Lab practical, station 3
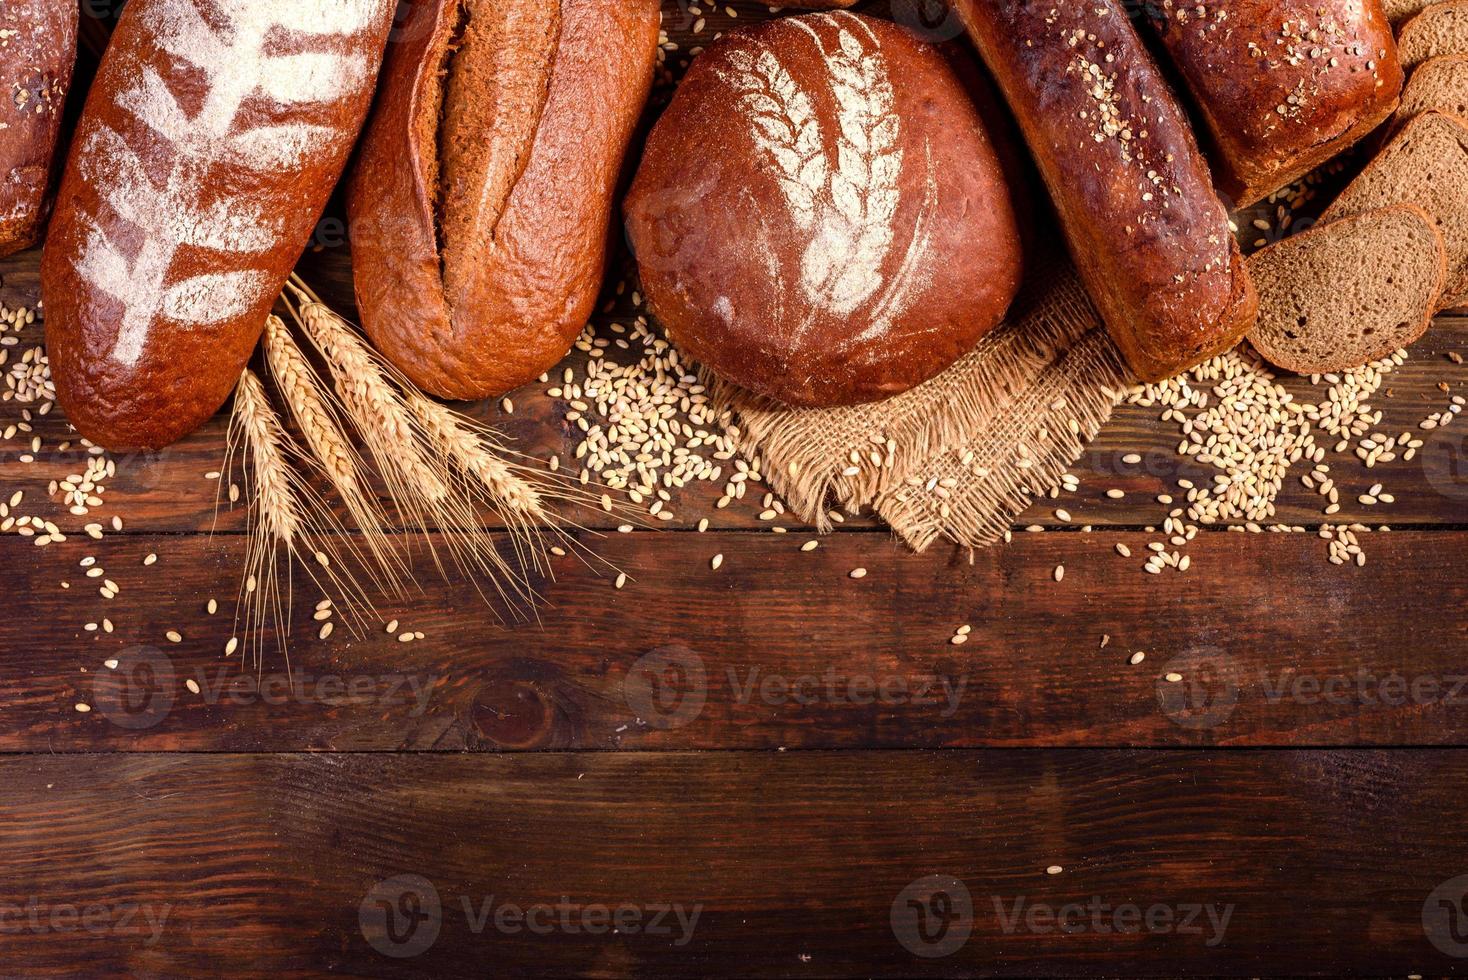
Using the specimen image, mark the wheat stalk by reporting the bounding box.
[284,281,539,613]
[227,369,371,664]
[261,314,404,590]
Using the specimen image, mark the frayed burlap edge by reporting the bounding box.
[875,328,1130,551]
[705,263,1103,524]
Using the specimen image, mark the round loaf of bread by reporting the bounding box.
[624,10,1023,408]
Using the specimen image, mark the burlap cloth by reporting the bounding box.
[706,257,1134,550]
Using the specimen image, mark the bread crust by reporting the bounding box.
[42,0,397,451]
[954,0,1258,383]
[347,0,661,401]
[0,0,77,257]
[624,12,1024,408]
[1144,0,1403,209]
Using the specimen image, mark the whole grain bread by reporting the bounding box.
[1321,109,1468,307]
[1393,53,1468,129]
[953,0,1257,382]
[348,0,661,401]
[1247,204,1445,373]
[0,0,77,257]
[1384,0,1435,25]
[1142,0,1402,209]
[624,12,1024,408]
[1398,1,1468,68]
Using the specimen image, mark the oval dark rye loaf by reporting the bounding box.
[42,0,397,451]
[952,0,1258,382]
[0,0,77,258]
[347,0,661,401]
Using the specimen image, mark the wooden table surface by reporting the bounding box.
[4,2,1468,977]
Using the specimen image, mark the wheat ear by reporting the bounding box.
[227,369,371,665]
[261,314,405,591]
[285,285,536,612]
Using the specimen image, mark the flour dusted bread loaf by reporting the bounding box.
[953,0,1257,382]
[1142,0,1402,209]
[0,0,77,257]
[624,11,1023,408]
[347,0,661,401]
[43,0,397,451]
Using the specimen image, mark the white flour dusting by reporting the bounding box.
[77,0,390,367]
[718,12,921,337]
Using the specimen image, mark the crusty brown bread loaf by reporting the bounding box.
[1322,109,1468,307]
[0,0,77,258]
[1398,1,1468,68]
[43,0,397,451]
[953,0,1257,382]
[1247,203,1445,373]
[1394,54,1468,130]
[624,11,1024,408]
[347,0,661,401]
[1142,0,1402,209]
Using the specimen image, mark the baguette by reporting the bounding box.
[42,0,397,451]
[0,0,78,257]
[953,0,1258,382]
[347,0,661,401]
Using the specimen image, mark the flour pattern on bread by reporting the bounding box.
[718,12,927,335]
[76,0,387,368]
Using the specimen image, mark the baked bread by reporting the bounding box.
[1321,109,1468,307]
[42,0,397,451]
[1142,0,1402,209]
[1384,0,1434,25]
[1247,203,1445,373]
[347,0,661,401]
[1398,1,1468,68]
[1393,53,1468,129]
[624,11,1023,408]
[953,0,1257,382]
[0,0,77,257]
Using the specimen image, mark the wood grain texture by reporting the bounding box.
[1,750,1466,977]
[3,529,1465,752]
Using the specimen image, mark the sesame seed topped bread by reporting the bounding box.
[1393,53,1468,129]
[1398,0,1468,68]
[1142,0,1403,210]
[1247,203,1445,373]
[1321,109,1468,307]
[953,0,1258,382]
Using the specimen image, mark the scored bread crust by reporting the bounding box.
[953,0,1258,383]
[0,0,77,258]
[1142,0,1403,210]
[1246,203,1446,374]
[347,0,661,401]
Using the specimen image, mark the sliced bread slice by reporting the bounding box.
[1394,53,1468,130]
[1385,0,1434,25]
[1247,203,1445,374]
[1322,109,1468,307]
[1399,1,1468,69]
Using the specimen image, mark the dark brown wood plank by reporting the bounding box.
[1,750,1464,977]
[3,528,1464,751]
